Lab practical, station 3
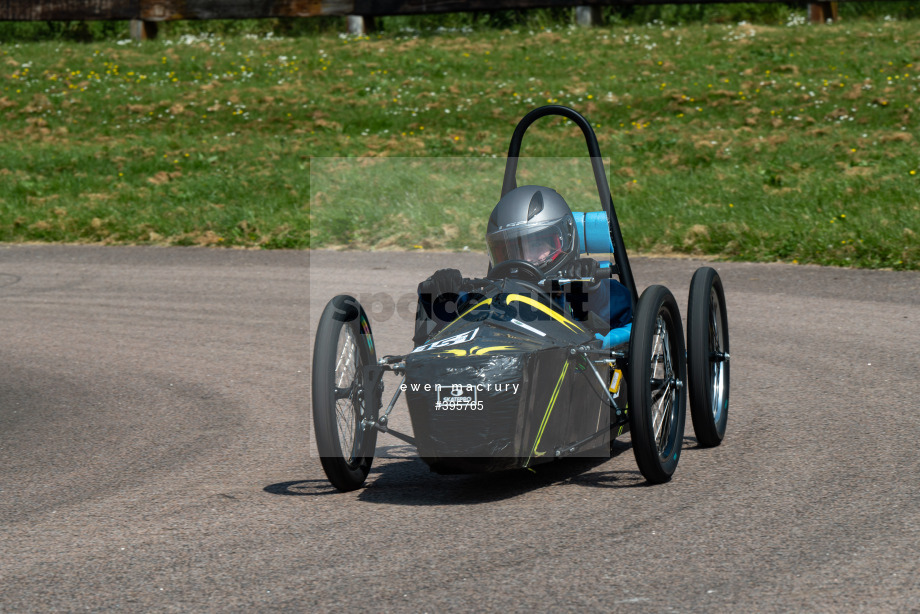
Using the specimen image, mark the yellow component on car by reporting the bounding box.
[525,360,569,467]
[505,294,583,333]
[437,298,493,336]
[440,345,515,357]
[609,369,623,394]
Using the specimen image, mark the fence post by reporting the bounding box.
[130,19,158,41]
[808,2,839,23]
[575,6,602,26]
[347,15,375,35]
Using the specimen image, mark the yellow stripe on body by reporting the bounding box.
[525,360,569,467]
[439,345,516,357]
[436,298,493,336]
[472,345,515,355]
[505,294,583,333]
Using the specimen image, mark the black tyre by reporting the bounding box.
[687,267,730,447]
[312,295,379,491]
[627,285,687,484]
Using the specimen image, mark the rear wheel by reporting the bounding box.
[687,267,730,447]
[312,295,379,491]
[627,285,687,484]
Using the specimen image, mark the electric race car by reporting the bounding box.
[312,106,730,491]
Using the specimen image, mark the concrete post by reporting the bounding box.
[347,15,373,35]
[575,6,602,27]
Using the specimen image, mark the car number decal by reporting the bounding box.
[411,327,479,354]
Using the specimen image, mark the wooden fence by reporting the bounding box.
[1,1,842,39]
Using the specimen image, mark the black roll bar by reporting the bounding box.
[500,105,638,308]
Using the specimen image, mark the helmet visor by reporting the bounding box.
[487,219,571,270]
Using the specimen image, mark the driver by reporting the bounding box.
[414,185,632,348]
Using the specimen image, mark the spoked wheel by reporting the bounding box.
[627,285,687,484]
[312,295,379,491]
[687,267,730,447]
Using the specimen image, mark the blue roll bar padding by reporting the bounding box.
[573,211,615,255]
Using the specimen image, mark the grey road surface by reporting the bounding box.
[1,245,918,612]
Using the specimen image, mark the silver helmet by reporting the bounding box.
[486,185,579,278]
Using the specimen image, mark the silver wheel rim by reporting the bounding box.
[333,325,364,466]
[650,313,678,458]
[709,286,727,424]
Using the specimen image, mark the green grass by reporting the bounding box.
[311,157,609,250]
[1,16,919,268]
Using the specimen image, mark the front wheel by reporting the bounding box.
[687,267,730,447]
[312,295,379,491]
[627,285,687,484]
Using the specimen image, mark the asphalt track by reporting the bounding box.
[1,244,918,612]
